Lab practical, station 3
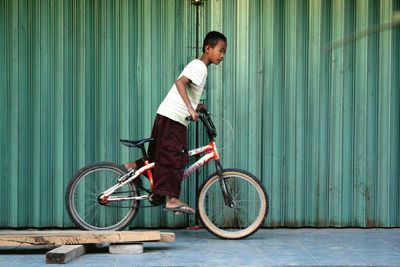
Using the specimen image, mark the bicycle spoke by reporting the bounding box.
[87,208,97,226]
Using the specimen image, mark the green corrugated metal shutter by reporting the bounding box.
[0,0,399,228]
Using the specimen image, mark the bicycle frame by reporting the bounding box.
[98,140,220,204]
[183,141,219,179]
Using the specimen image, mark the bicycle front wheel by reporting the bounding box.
[198,169,268,239]
[65,162,139,231]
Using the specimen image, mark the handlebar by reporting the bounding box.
[186,110,217,140]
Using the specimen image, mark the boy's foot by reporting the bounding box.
[164,198,195,215]
[164,204,195,215]
[124,161,137,170]
[121,162,141,188]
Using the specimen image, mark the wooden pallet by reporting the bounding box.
[0,230,175,264]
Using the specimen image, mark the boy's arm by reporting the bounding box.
[175,76,199,121]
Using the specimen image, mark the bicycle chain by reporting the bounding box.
[101,189,163,209]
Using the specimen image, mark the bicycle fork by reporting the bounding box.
[215,160,235,208]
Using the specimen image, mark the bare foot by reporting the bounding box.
[123,161,141,187]
[124,161,137,170]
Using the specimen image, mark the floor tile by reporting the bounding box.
[1,228,400,266]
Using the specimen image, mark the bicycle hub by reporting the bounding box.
[98,194,109,205]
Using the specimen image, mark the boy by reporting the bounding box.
[125,31,227,214]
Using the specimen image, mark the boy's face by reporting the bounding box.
[206,40,227,65]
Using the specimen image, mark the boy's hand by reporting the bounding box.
[196,103,208,112]
[189,107,199,121]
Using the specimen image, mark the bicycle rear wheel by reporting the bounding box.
[65,162,139,231]
[198,169,268,239]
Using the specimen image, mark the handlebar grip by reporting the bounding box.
[198,108,209,115]
[186,111,216,139]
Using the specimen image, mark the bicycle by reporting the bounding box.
[65,110,269,239]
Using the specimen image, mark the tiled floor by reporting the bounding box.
[1,228,399,266]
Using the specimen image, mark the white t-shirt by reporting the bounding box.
[157,59,208,127]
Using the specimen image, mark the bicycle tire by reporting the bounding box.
[65,162,139,231]
[197,169,269,239]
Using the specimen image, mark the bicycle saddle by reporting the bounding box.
[120,138,154,148]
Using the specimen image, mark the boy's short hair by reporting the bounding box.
[202,31,227,53]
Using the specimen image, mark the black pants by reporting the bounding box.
[137,114,189,198]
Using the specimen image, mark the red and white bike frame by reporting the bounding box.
[183,141,220,179]
[99,141,219,203]
[142,140,220,184]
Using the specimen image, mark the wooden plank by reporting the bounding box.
[160,232,175,242]
[0,231,161,246]
[45,245,86,264]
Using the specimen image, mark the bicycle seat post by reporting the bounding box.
[139,144,149,161]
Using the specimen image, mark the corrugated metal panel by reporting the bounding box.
[0,0,399,228]
[0,0,194,228]
[202,0,399,227]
